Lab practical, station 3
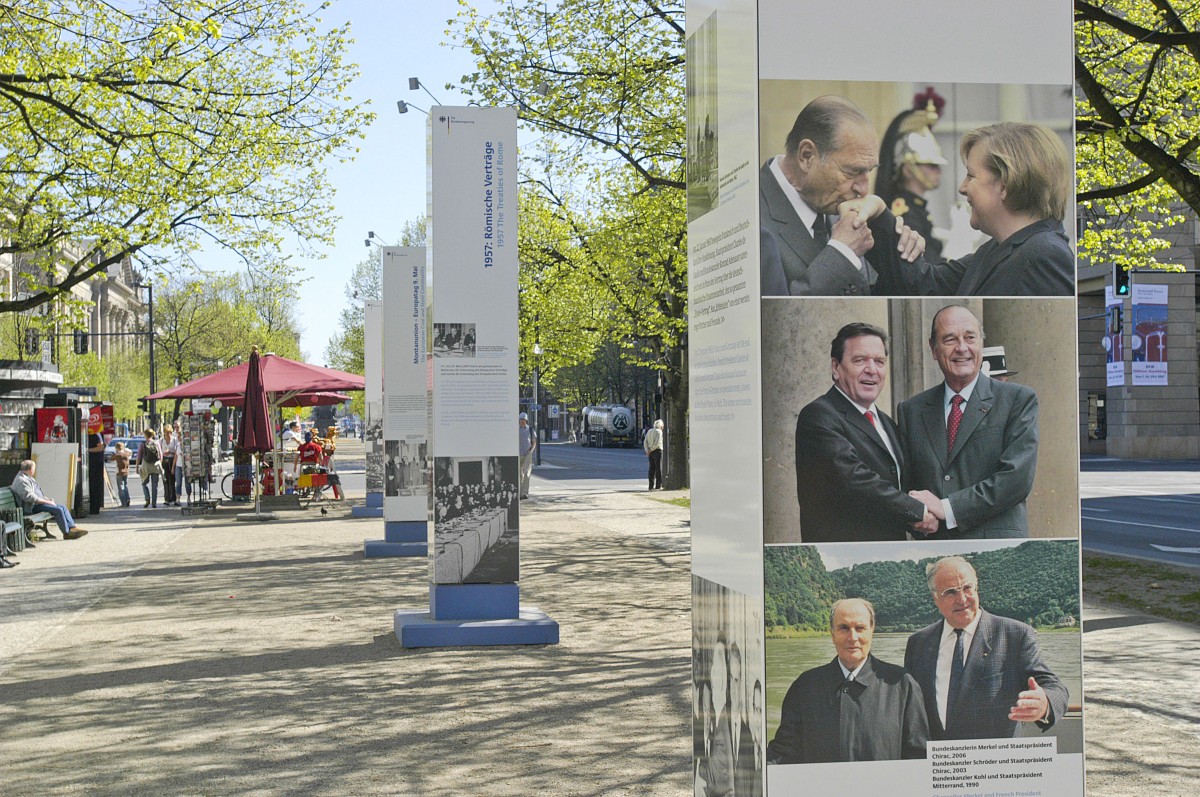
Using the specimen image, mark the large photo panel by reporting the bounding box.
[763,539,1083,793]
[758,80,1074,298]
[763,297,1079,544]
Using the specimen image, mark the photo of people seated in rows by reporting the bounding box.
[432,322,477,357]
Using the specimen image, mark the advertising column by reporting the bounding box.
[365,248,429,556]
[689,2,1084,796]
[354,300,385,520]
[394,106,558,647]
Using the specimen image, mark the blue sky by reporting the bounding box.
[273,0,495,363]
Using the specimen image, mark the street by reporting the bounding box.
[531,440,650,492]
[1081,456,1200,568]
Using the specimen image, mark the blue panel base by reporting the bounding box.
[431,583,519,621]
[351,506,384,519]
[365,492,384,508]
[394,606,559,648]
[363,540,427,558]
[385,521,425,543]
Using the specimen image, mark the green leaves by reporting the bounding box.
[1077,0,1200,270]
[0,0,372,312]
[452,0,686,395]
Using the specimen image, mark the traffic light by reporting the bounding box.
[1113,265,1131,297]
[138,398,149,414]
[73,330,89,355]
[24,329,40,356]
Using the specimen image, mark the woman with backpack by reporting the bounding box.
[161,424,179,506]
[136,428,164,508]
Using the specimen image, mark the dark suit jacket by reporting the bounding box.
[904,611,1069,740]
[759,161,907,296]
[705,707,735,797]
[795,387,926,542]
[894,218,1074,296]
[766,656,928,764]
[897,375,1038,539]
[734,718,761,797]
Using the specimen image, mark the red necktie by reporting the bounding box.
[947,395,965,455]
[864,410,876,427]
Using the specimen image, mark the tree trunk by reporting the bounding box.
[662,339,689,489]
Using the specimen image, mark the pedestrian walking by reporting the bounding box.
[136,429,164,508]
[644,419,665,490]
[113,441,132,507]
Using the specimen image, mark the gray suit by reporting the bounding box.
[759,161,906,296]
[895,219,1074,296]
[904,610,1068,740]
[896,375,1038,539]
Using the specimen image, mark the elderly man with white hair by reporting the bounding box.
[643,419,665,490]
[11,459,88,540]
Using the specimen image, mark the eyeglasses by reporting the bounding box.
[938,583,977,600]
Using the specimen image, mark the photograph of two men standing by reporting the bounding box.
[762,298,1079,544]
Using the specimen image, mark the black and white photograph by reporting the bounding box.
[383,439,428,498]
[686,10,719,221]
[364,418,384,493]
[432,322,477,358]
[432,455,519,584]
[693,574,764,797]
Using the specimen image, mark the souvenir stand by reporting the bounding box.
[179,410,218,514]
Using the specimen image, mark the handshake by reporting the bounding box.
[908,490,944,536]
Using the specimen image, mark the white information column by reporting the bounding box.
[354,300,385,520]
[365,248,429,556]
[394,105,558,647]
[688,2,1084,796]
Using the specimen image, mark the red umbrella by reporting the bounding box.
[147,354,364,405]
[210,391,351,409]
[238,348,274,517]
[238,348,273,455]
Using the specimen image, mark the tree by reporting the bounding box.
[153,270,301,417]
[325,217,425,373]
[453,0,690,485]
[324,217,425,417]
[0,0,372,313]
[1076,0,1200,272]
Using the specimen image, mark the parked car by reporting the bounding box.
[103,437,144,463]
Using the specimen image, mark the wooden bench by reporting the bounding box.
[0,486,56,544]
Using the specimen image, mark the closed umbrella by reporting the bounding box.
[238,347,274,520]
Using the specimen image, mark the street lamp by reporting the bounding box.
[533,343,543,465]
[132,274,157,424]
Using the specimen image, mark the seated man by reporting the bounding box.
[11,459,88,540]
[295,432,325,498]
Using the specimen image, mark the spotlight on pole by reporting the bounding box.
[408,76,444,106]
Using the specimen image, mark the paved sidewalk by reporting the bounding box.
[0,485,693,796]
[1,477,1197,795]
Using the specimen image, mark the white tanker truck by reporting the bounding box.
[580,404,638,448]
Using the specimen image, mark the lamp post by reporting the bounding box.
[533,343,543,465]
[133,276,157,425]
